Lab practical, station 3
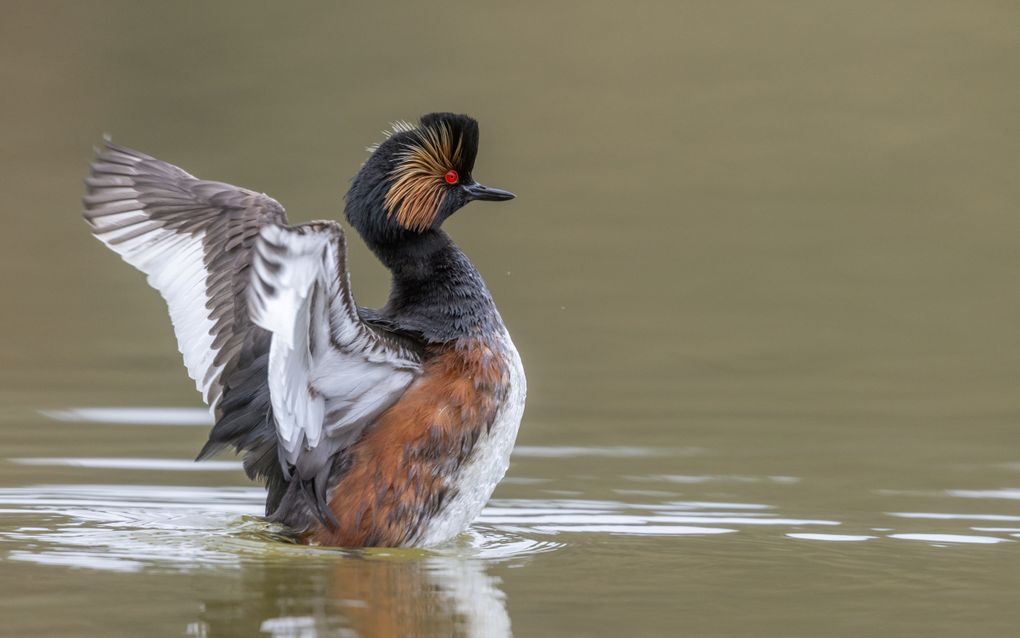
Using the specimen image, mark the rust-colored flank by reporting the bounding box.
[306,337,508,547]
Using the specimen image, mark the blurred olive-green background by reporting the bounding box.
[1,2,1019,637]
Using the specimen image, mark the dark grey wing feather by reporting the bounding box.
[83,141,286,414]
[83,142,293,508]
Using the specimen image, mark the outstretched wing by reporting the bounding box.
[83,143,424,523]
[249,222,422,479]
[83,141,286,413]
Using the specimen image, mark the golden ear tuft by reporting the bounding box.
[383,122,464,232]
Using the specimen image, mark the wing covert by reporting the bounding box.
[248,222,422,472]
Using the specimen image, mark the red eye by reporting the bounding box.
[444,170,459,184]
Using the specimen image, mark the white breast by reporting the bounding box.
[417,330,527,547]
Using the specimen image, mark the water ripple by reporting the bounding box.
[40,407,212,426]
[888,534,1013,545]
[947,489,1020,501]
[9,457,243,471]
[786,533,877,542]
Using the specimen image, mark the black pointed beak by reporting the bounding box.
[463,182,515,202]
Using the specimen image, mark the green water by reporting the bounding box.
[1,2,1019,636]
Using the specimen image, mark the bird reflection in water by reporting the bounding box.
[191,553,511,638]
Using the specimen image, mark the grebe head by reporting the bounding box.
[345,113,514,245]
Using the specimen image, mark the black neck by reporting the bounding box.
[370,231,500,342]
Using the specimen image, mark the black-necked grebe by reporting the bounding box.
[82,113,525,547]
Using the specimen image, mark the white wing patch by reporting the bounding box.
[249,223,421,469]
[88,200,226,410]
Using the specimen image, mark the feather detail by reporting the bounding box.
[383,120,465,232]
